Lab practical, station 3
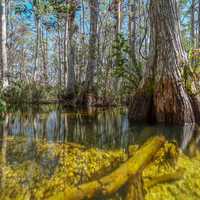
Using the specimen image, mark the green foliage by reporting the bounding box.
[2,81,54,104]
[182,65,193,94]
[112,33,129,78]
[15,0,80,19]
[181,49,200,95]
[112,33,143,96]
[0,98,6,113]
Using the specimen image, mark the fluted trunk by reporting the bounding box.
[129,0,199,125]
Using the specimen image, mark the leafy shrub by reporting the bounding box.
[2,80,53,104]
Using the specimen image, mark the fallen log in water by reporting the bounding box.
[145,168,185,189]
[48,136,165,200]
[125,174,144,200]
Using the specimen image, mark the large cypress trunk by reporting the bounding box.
[128,0,199,125]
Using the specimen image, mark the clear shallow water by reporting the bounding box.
[0,105,200,199]
[0,105,199,152]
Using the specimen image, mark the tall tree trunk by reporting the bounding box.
[191,0,195,47]
[113,0,122,34]
[64,2,76,100]
[66,15,76,98]
[129,0,199,125]
[84,0,98,94]
[198,0,200,47]
[113,0,123,94]
[57,18,62,89]
[63,16,67,87]
[34,16,40,81]
[0,0,8,87]
[41,25,48,83]
[128,0,137,66]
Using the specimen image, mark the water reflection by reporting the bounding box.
[0,105,200,152]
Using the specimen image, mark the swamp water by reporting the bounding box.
[0,105,200,200]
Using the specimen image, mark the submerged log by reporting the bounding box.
[145,168,185,189]
[125,174,144,200]
[48,136,165,200]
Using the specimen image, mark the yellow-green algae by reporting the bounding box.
[0,137,127,199]
[143,144,200,200]
[1,137,200,200]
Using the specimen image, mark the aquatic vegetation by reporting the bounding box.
[153,142,179,170]
[144,145,200,200]
[1,137,200,200]
[0,137,127,200]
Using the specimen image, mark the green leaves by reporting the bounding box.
[111,33,143,95]
[0,98,6,113]
[112,33,129,78]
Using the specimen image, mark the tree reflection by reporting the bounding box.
[2,106,200,153]
[1,114,9,188]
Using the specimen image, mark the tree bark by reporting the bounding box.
[57,18,62,89]
[198,0,200,47]
[128,0,137,66]
[65,5,76,100]
[0,0,8,87]
[125,174,144,200]
[84,0,98,94]
[113,0,123,93]
[113,0,122,34]
[129,0,198,125]
[33,15,40,82]
[191,0,195,47]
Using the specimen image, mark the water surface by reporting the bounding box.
[0,105,200,199]
[0,105,199,151]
